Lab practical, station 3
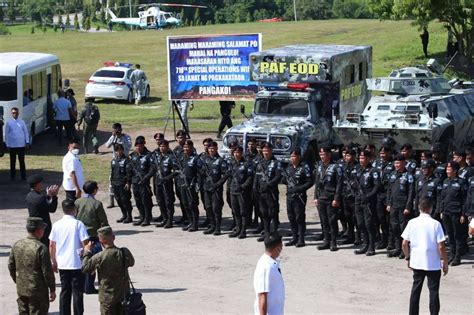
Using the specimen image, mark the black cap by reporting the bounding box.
[453,150,466,157]
[290,148,302,156]
[154,133,164,141]
[262,142,273,149]
[27,174,43,185]
[233,146,243,153]
[26,217,47,230]
[421,159,436,168]
[394,154,406,161]
[135,136,145,145]
[359,150,372,158]
[319,146,331,154]
[447,161,460,172]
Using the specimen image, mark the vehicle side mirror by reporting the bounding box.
[240,104,245,115]
[427,103,438,119]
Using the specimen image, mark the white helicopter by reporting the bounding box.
[105,2,207,30]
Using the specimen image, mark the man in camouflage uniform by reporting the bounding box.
[151,140,177,228]
[202,141,228,235]
[82,226,135,315]
[313,146,343,252]
[256,143,282,242]
[282,148,313,247]
[8,217,56,315]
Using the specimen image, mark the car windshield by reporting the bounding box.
[0,76,17,101]
[255,98,309,116]
[93,70,125,78]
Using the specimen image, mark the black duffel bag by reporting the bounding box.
[121,248,146,315]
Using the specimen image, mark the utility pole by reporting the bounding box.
[293,0,297,22]
[129,0,132,31]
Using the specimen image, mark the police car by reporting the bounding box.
[85,62,150,103]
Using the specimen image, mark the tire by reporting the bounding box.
[127,90,134,104]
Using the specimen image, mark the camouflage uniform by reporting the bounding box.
[8,235,56,315]
[82,246,135,315]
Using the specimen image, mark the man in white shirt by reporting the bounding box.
[62,141,85,201]
[49,199,89,315]
[402,198,449,315]
[130,64,147,105]
[5,107,29,181]
[254,232,285,315]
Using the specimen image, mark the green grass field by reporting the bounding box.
[0,19,465,183]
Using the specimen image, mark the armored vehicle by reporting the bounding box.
[334,59,474,152]
[219,44,372,162]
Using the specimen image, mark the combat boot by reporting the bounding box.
[182,224,191,231]
[106,195,115,209]
[285,239,297,246]
[123,211,132,224]
[285,227,298,246]
[450,256,461,266]
[317,241,330,250]
[199,218,210,228]
[164,220,173,229]
[296,236,305,248]
[366,241,376,256]
[238,218,247,239]
[116,209,127,223]
[133,218,144,226]
[330,240,338,252]
[141,220,150,227]
[203,225,215,235]
[252,223,264,235]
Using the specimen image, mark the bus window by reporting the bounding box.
[41,71,47,97]
[358,62,367,81]
[345,65,355,85]
[23,75,31,103]
[51,65,59,93]
[0,76,17,101]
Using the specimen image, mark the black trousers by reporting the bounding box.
[409,269,441,315]
[231,190,250,229]
[174,179,188,220]
[154,181,175,221]
[376,195,390,244]
[355,198,377,247]
[343,196,356,239]
[390,206,411,250]
[442,213,463,258]
[56,120,72,145]
[180,185,199,227]
[287,194,306,239]
[422,42,428,57]
[204,188,224,225]
[65,190,77,201]
[218,114,233,133]
[59,269,84,315]
[317,199,339,243]
[132,184,153,222]
[9,147,26,180]
[259,191,279,233]
[113,184,133,218]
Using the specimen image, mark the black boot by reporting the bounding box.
[203,225,215,235]
[188,210,199,232]
[199,218,210,228]
[330,240,338,252]
[133,218,144,226]
[123,211,132,224]
[286,227,298,246]
[257,220,270,242]
[366,234,376,256]
[116,209,127,223]
[213,215,222,236]
[238,218,247,239]
[317,241,330,250]
[106,195,115,209]
[296,226,306,248]
[253,223,264,235]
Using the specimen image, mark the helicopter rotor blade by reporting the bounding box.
[152,3,208,9]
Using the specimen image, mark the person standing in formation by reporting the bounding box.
[111,144,134,224]
[8,217,56,315]
[5,107,30,181]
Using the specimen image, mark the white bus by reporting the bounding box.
[0,52,62,155]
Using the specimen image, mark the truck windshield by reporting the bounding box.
[0,76,17,101]
[255,98,309,116]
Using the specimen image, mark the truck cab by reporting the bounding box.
[219,44,372,163]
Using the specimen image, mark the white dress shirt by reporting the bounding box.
[401,213,446,271]
[254,254,285,315]
[62,151,85,191]
[49,215,89,270]
[5,118,29,148]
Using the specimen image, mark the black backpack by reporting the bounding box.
[84,106,100,125]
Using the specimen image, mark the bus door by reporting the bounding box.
[46,70,54,129]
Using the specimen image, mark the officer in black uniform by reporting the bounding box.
[414,159,440,218]
[256,143,282,242]
[172,130,189,226]
[313,146,343,251]
[129,136,154,226]
[466,176,474,221]
[282,148,313,247]
[110,144,133,223]
[354,150,380,256]
[251,141,265,234]
[150,140,176,229]
[374,145,394,249]
[432,145,447,181]
[198,138,213,229]
[202,141,228,236]
[216,101,234,139]
[341,147,359,245]
[438,161,467,266]
[386,154,415,258]
[414,150,433,180]
[176,140,202,232]
[400,143,418,174]
[245,138,261,229]
[229,146,254,238]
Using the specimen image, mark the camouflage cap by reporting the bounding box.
[97,226,113,238]
[26,217,47,230]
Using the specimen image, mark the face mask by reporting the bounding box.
[71,149,80,155]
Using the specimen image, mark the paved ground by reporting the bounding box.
[0,133,472,314]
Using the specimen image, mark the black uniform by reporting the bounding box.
[176,152,202,231]
[354,164,380,254]
[434,162,447,181]
[229,158,254,238]
[202,154,228,235]
[314,161,343,249]
[256,157,282,237]
[374,158,395,248]
[406,159,418,175]
[172,145,188,223]
[466,177,474,218]
[199,152,212,226]
[25,190,58,246]
[414,173,440,217]
[150,150,176,227]
[129,148,154,225]
[387,169,415,254]
[282,161,313,245]
[110,155,133,223]
[217,101,234,137]
[245,150,261,226]
[438,176,467,262]
[341,161,359,243]
[250,154,264,230]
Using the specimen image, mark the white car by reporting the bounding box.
[85,63,150,103]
